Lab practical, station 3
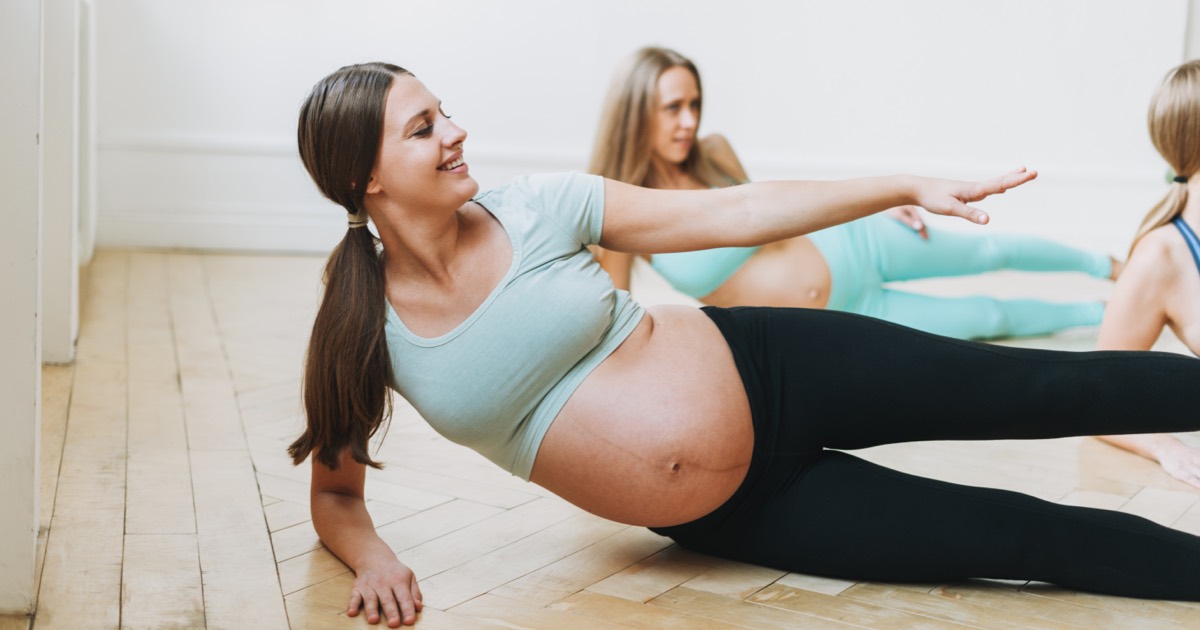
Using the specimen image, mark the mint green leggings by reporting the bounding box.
[808,214,1109,340]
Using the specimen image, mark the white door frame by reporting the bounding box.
[0,0,43,615]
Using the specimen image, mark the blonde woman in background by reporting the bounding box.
[1097,60,1200,487]
[591,46,1120,341]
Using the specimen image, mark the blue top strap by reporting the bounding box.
[1173,217,1200,280]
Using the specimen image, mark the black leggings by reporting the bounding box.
[650,306,1200,600]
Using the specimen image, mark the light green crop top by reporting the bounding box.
[385,172,645,480]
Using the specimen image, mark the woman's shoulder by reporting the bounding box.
[1137,222,1191,259]
[699,133,738,165]
[698,134,748,185]
[1127,222,1196,285]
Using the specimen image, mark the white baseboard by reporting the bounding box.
[96,136,1169,255]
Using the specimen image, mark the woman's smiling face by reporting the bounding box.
[367,74,478,211]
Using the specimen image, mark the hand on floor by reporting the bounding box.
[1156,440,1200,488]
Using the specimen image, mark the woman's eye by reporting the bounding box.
[413,125,433,138]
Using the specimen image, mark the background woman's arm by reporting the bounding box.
[1095,235,1200,487]
[700,134,750,184]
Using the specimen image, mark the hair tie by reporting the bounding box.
[348,210,369,228]
[1174,175,1189,184]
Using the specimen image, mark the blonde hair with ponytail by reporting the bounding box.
[1130,60,1200,255]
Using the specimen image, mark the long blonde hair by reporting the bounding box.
[588,46,735,187]
[1130,59,1200,255]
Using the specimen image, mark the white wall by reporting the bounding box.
[42,0,81,364]
[95,0,1189,256]
[0,0,42,615]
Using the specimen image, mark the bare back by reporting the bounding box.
[1098,218,1200,353]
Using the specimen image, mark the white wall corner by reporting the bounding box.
[41,0,80,364]
[1188,0,1200,58]
[0,0,43,615]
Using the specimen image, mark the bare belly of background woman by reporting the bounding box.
[701,235,832,309]
[530,304,755,527]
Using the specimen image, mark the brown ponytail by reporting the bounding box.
[289,62,410,470]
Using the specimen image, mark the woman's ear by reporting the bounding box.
[365,169,383,195]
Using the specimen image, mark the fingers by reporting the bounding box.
[411,574,424,612]
[887,206,927,238]
[1160,450,1200,489]
[1166,465,1200,489]
[361,591,381,624]
[349,587,405,627]
[972,167,1038,200]
[394,584,419,626]
[378,589,403,628]
[1178,457,1200,489]
[949,200,989,225]
[903,209,926,235]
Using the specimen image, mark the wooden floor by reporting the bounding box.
[7,248,1200,629]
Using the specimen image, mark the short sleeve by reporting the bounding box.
[521,172,605,245]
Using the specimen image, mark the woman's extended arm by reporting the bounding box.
[705,133,928,238]
[598,169,1036,254]
[312,451,423,627]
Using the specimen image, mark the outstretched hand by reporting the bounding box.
[912,168,1038,225]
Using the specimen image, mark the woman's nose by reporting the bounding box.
[444,119,468,146]
[679,109,697,129]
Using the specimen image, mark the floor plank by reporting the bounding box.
[650,586,866,629]
[585,545,721,604]
[120,534,205,629]
[553,590,748,629]
[748,583,976,629]
[0,616,30,630]
[490,527,672,607]
[35,251,128,630]
[450,594,631,629]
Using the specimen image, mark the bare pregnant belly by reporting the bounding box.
[530,305,754,527]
